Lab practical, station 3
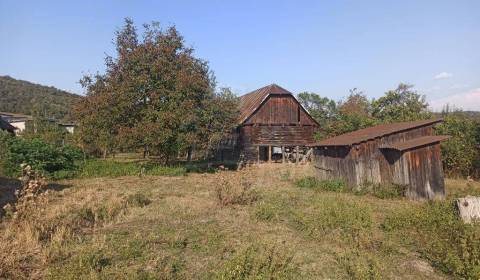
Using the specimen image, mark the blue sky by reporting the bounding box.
[1,0,479,110]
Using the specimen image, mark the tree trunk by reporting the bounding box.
[187,147,193,162]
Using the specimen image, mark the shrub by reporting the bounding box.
[214,244,299,279]
[0,134,83,177]
[436,113,480,178]
[215,173,259,206]
[126,193,151,208]
[296,177,346,192]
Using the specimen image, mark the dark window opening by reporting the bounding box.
[259,146,269,161]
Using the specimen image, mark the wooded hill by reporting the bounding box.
[0,75,82,120]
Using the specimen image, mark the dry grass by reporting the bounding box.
[0,164,478,279]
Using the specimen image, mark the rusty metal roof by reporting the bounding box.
[238,84,292,124]
[380,135,450,151]
[0,116,16,133]
[309,119,444,147]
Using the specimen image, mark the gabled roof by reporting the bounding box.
[0,116,16,133]
[238,84,292,124]
[310,119,443,147]
[238,84,319,125]
[380,135,450,151]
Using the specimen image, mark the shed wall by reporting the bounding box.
[312,124,445,199]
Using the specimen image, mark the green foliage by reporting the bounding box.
[382,201,480,279]
[297,92,338,127]
[0,133,83,177]
[372,83,431,122]
[295,176,346,192]
[75,18,239,161]
[214,244,299,280]
[436,112,480,177]
[21,117,72,146]
[0,75,81,120]
[77,160,187,178]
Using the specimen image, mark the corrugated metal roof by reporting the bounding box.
[309,119,443,146]
[0,116,16,133]
[380,135,450,151]
[238,84,292,124]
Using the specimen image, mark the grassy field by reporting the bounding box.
[0,164,479,279]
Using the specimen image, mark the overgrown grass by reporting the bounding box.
[382,200,480,279]
[296,176,406,199]
[52,159,187,179]
[1,165,479,279]
[214,243,299,280]
[295,176,346,192]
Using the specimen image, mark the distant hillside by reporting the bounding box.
[0,75,82,120]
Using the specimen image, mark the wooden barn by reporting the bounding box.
[216,84,319,163]
[309,119,449,199]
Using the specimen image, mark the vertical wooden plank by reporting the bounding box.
[282,146,285,163]
[257,146,260,164]
[268,145,272,162]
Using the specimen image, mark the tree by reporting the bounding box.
[75,18,238,162]
[196,87,239,160]
[333,88,378,135]
[372,83,431,122]
[297,92,338,126]
[436,110,480,177]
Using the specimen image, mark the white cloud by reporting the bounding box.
[429,88,480,111]
[434,72,453,80]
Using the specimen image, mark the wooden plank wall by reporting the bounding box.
[404,144,445,199]
[237,94,318,162]
[245,95,317,125]
[312,124,446,198]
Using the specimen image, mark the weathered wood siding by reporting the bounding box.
[403,144,445,199]
[217,89,319,163]
[312,124,445,199]
[238,95,318,162]
[245,95,317,125]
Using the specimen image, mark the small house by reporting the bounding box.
[216,84,319,163]
[309,119,449,199]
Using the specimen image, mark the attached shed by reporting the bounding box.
[216,84,319,163]
[0,116,15,134]
[309,119,449,199]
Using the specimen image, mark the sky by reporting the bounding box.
[1,0,479,111]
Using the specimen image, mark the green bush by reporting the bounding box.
[296,177,346,192]
[0,132,83,177]
[436,113,480,177]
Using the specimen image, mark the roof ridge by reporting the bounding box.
[310,118,444,147]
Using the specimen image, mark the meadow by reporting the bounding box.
[0,163,479,279]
